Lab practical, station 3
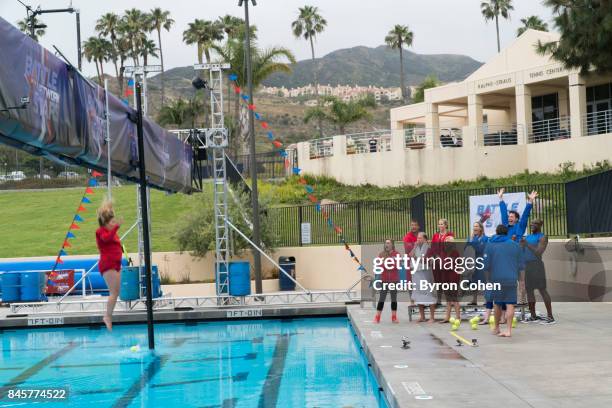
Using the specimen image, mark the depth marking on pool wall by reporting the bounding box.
[258,333,291,408]
[0,341,78,396]
[226,308,263,318]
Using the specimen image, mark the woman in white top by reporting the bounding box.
[410,232,437,322]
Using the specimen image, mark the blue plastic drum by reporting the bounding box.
[1,273,20,302]
[229,262,251,296]
[20,272,45,301]
[120,266,140,301]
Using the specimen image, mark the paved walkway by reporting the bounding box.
[348,303,612,408]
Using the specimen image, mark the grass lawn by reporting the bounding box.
[0,185,196,258]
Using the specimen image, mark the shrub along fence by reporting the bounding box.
[268,182,568,247]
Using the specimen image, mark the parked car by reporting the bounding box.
[34,174,52,180]
[58,171,81,179]
[7,171,26,181]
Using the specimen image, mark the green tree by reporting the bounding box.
[517,15,549,36]
[121,8,151,66]
[292,5,327,137]
[412,75,441,104]
[218,14,243,39]
[182,19,224,64]
[95,13,121,86]
[538,0,612,75]
[82,36,112,83]
[304,95,376,135]
[157,97,205,128]
[481,0,514,52]
[17,16,45,41]
[139,38,158,67]
[149,8,174,105]
[385,25,414,103]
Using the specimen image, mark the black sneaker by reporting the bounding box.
[521,316,538,323]
[539,317,556,325]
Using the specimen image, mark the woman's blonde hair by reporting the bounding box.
[97,200,115,227]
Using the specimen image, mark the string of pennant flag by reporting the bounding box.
[228,73,367,274]
[49,170,104,278]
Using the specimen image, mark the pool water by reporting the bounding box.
[0,317,388,408]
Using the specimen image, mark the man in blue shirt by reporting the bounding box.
[483,224,525,338]
[498,188,538,241]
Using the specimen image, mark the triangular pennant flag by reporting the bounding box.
[248,104,256,111]
[335,226,343,234]
[292,167,301,175]
[77,205,86,212]
[254,112,261,120]
[267,131,274,139]
[70,223,80,230]
[82,197,91,204]
[272,140,282,148]
[315,203,321,212]
[85,187,94,194]
[66,232,76,239]
[233,85,241,94]
[91,170,104,178]
[242,94,250,101]
[56,257,64,265]
[358,265,366,272]
[127,79,135,86]
[279,150,288,158]
[308,194,318,203]
[63,240,71,248]
[74,215,84,222]
[327,218,334,227]
[298,177,307,185]
[229,73,238,81]
[59,249,67,256]
[88,178,98,187]
[305,186,314,193]
[261,122,269,129]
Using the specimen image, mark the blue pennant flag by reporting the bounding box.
[127,79,134,86]
[305,186,314,193]
[242,94,249,101]
[267,132,274,140]
[292,167,301,175]
[254,112,261,120]
[315,203,321,212]
[357,265,366,272]
[66,232,76,239]
[82,197,91,204]
[59,249,67,256]
[327,218,333,227]
[279,150,288,158]
[88,178,98,187]
[121,98,129,106]
[229,73,238,81]
[349,250,355,258]
[74,215,84,222]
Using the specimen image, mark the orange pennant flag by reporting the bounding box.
[77,205,87,212]
[85,187,94,194]
[70,223,80,230]
[261,122,269,129]
[272,140,282,148]
[298,177,307,185]
[91,170,104,177]
[63,240,72,248]
[56,257,64,265]
[308,194,318,203]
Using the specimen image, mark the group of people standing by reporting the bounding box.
[373,188,555,338]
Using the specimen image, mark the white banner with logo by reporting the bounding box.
[469,192,526,236]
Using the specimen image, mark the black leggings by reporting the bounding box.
[376,289,398,311]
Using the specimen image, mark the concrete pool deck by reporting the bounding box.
[348,303,612,408]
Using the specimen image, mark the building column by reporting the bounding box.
[466,94,483,147]
[569,73,586,138]
[515,84,532,144]
[425,103,439,149]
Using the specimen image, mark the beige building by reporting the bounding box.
[293,30,612,186]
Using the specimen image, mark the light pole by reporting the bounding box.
[239,0,263,294]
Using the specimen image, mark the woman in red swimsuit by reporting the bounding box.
[96,201,123,331]
[431,219,454,306]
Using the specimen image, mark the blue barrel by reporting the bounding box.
[20,272,45,301]
[139,266,162,298]
[120,266,140,301]
[1,273,20,302]
[229,262,251,296]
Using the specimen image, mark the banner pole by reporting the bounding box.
[104,78,112,200]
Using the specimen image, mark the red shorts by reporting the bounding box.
[99,258,122,275]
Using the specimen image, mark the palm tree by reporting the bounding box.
[212,26,295,153]
[481,0,514,52]
[121,8,151,66]
[158,98,191,127]
[95,12,122,94]
[115,35,131,97]
[385,25,414,104]
[150,8,174,105]
[218,15,243,39]
[82,37,112,83]
[412,75,441,104]
[292,6,327,137]
[140,39,158,67]
[17,16,45,41]
[517,16,548,37]
[183,19,224,64]
[304,95,376,135]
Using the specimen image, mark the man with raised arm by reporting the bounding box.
[498,188,538,241]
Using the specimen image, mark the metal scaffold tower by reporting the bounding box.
[195,63,231,295]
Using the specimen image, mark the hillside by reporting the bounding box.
[261,45,482,88]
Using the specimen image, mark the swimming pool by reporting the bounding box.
[0,317,388,408]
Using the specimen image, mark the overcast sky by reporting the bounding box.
[1,0,555,79]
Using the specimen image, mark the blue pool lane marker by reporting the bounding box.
[112,355,170,408]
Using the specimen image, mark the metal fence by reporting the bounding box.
[268,182,568,247]
[232,152,288,180]
[529,116,571,143]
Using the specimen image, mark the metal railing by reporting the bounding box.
[403,127,463,149]
[583,109,612,136]
[529,116,571,143]
[482,124,523,146]
[404,128,427,148]
[439,127,463,148]
[345,131,392,154]
[309,137,334,159]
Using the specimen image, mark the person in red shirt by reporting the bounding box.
[430,219,454,305]
[374,239,400,324]
[402,219,420,254]
[440,236,462,323]
[96,201,124,331]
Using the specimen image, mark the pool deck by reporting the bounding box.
[348,303,612,408]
